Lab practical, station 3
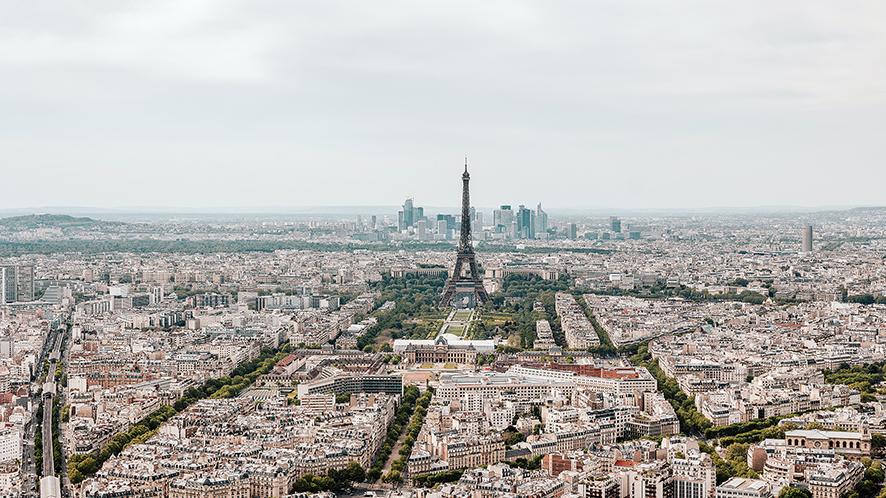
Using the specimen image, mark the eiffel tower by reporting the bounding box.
[440,160,490,308]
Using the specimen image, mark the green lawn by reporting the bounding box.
[446,326,465,336]
[421,363,434,369]
[453,311,472,321]
[482,312,515,324]
[419,312,449,320]
[443,363,457,369]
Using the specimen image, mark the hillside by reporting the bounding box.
[0,214,124,229]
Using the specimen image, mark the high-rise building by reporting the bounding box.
[610,216,621,233]
[0,265,34,303]
[494,205,514,233]
[472,212,483,236]
[18,264,33,302]
[536,203,548,236]
[398,198,425,231]
[403,198,414,227]
[437,219,448,239]
[1,267,12,304]
[416,219,428,241]
[437,214,456,232]
[802,225,813,253]
[517,205,534,239]
[567,223,578,239]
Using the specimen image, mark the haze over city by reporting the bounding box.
[6,5,886,498]
[3,1,886,211]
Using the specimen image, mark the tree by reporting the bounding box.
[344,461,366,482]
[865,461,884,484]
[779,487,812,498]
[872,433,886,449]
[68,468,84,485]
[367,468,381,482]
[77,455,99,475]
[383,470,402,483]
[763,422,797,440]
[856,480,877,498]
[318,475,335,490]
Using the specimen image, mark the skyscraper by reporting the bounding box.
[398,198,425,231]
[517,205,534,239]
[472,212,483,237]
[610,216,621,233]
[494,205,514,233]
[437,219,448,239]
[437,214,456,232]
[567,223,578,239]
[440,161,490,308]
[0,265,34,303]
[802,225,813,253]
[404,198,414,226]
[536,203,548,236]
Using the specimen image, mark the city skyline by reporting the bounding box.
[0,202,868,219]
[5,3,886,496]
[2,2,885,209]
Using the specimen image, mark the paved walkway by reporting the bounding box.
[381,426,409,475]
[436,308,475,339]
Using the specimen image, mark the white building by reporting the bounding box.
[436,373,576,402]
[715,478,771,498]
[0,425,21,462]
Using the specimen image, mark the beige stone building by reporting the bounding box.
[785,426,871,459]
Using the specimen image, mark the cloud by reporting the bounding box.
[1,1,884,209]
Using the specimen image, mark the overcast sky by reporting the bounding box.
[1,1,884,211]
